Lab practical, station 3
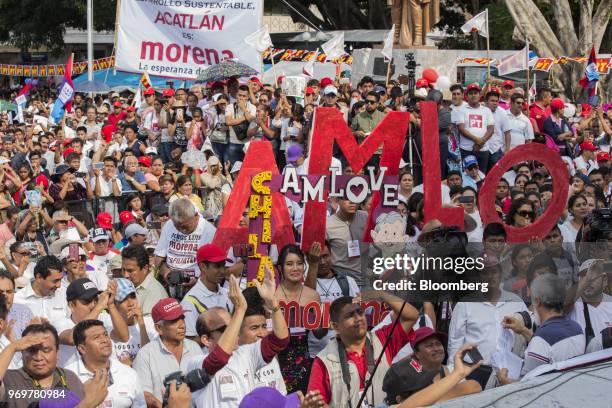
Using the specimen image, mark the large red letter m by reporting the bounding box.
[302,107,410,251]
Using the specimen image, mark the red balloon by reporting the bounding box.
[422,68,439,83]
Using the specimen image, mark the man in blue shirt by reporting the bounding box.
[118,155,146,194]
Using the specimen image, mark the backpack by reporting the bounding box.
[336,274,351,297]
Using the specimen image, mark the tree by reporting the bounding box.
[0,0,117,55]
[503,0,611,99]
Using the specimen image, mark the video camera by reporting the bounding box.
[162,369,211,407]
[577,208,612,262]
[167,270,191,300]
[403,53,418,113]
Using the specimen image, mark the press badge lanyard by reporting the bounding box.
[345,220,360,258]
[31,368,68,388]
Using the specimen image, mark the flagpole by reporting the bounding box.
[525,36,530,105]
[386,59,391,87]
[271,50,278,88]
[486,29,491,84]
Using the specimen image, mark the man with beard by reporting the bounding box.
[66,319,146,407]
[351,91,386,167]
[181,244,233,342]
[307,293,420,407]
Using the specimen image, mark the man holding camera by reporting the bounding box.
[181,244,233,342]
[66,319,146,407]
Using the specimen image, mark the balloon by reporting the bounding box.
[434,75,451,91]
[563,103,576,118]
[422,68,439,83]
[302,32,312,41]
[32,79,38,86]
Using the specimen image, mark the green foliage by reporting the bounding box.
[0,0,116,54]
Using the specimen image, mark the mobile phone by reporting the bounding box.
[93,162,105,170]
[74,172,86,178]
[340,77,350,85]
[462,347,483,365]
[459,196,475,204]
[2,135,13,142]
[147,221,162,229]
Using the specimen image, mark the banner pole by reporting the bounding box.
[486,10,491,85]
[271,51,278,87]
[385,58,391,87]
[525,37,530,104]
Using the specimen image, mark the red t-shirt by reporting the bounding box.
[307,324,415,404]
[529,103,551,134]
[108,111,127,127]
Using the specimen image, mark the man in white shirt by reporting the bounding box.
[66,319,146,407]
[505,94,534,152]
[485,90,510,168]
[225,85,256,164]
[13,255,68,322]
[55,278,129,367]
[190,268,290,408]
[155,198,217,279]
[573,141,598,175]
[447,258,527,368]
[568,259,612,348]
[87,228,119,289]
[92,156,122,198]
[456,83,495,173]
[181,244,233,341]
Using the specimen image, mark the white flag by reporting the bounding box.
[303,51,318,77]
[244,25,273,53]
[322,32,345,61]
[133,87,142,109]
[381,25,395,62]
[461,9,489,38]
[497,46,528,76]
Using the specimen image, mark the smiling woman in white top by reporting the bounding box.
[559,194,589,243]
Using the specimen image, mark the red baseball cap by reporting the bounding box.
[151,298,185,323]
[62,138,74,147]
[119,210,135,226]
[35,175,49,190]
[550,98,565,110]
[409,327,447,350]
[596,151,611,162]
[126,106,136,112]
[96,212,113,230]
[320,77,333,88]
[143,87,155,96]
[62,148,76,159]
[581,104,592,118]
[196,244,230,264]
[466,83,481,92]
[113,101,122,108]
[416,78,429,89]
[305,86,315,95]
[162,88,175,98]
[210,81,225,89]
[138,156,151,167]
[101,124,116,143]
[502,80,515,88]
[250,77,262,85]
[580,141,597,152]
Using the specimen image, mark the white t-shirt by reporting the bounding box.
[87,250,120,289]
[457,104,495,151]
[189,339,277,408]
[154,215,217,277]
[301,156,342,175]
[413,183,451,204]
[450,102,467,124]
[112,316,159,362]
[225,102,256,144]
[56,313,114,367]
[487,107,510,153]
[569,293,612,336]
[573,155,598,175]
[91,175,123,197]
[180,280,233,337]
[506,110,534,151]
[309,274,360,357]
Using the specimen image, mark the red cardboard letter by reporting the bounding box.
[479,143,569,242]
[303,108,410,251]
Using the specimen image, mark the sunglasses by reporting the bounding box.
[518,210,534,218]
[467,165,478,170]
[366,100,377,105]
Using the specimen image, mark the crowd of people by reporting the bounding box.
[0,71,609,408]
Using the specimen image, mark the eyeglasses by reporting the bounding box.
[16,251,30,256]
[517,210,534,218]
[204,324,227,336]
[366,100,377,105]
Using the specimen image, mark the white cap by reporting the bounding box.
[323,85,338,96]
[579,259,604,275]
[145,146,158,155]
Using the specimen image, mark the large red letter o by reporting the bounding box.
[479,143,569,243]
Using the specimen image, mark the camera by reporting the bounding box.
[167,271,191,300]
[162,369,211,407]
[462,347,483,366]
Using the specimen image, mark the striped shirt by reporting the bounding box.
[522,315,585,376]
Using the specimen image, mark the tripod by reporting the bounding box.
[403,53,423,178]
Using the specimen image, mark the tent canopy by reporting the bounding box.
[72,69,194,93]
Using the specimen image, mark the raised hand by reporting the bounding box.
[228,275,247,311]
[254,263,277,308]
[453,344,483,378]
[307,242,321,264]
[12,332,50,352]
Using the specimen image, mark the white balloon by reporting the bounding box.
[563,103,576,118]
[302,32,312,41]
[435,75,452,91]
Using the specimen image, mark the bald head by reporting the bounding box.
[196,307,231,349]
